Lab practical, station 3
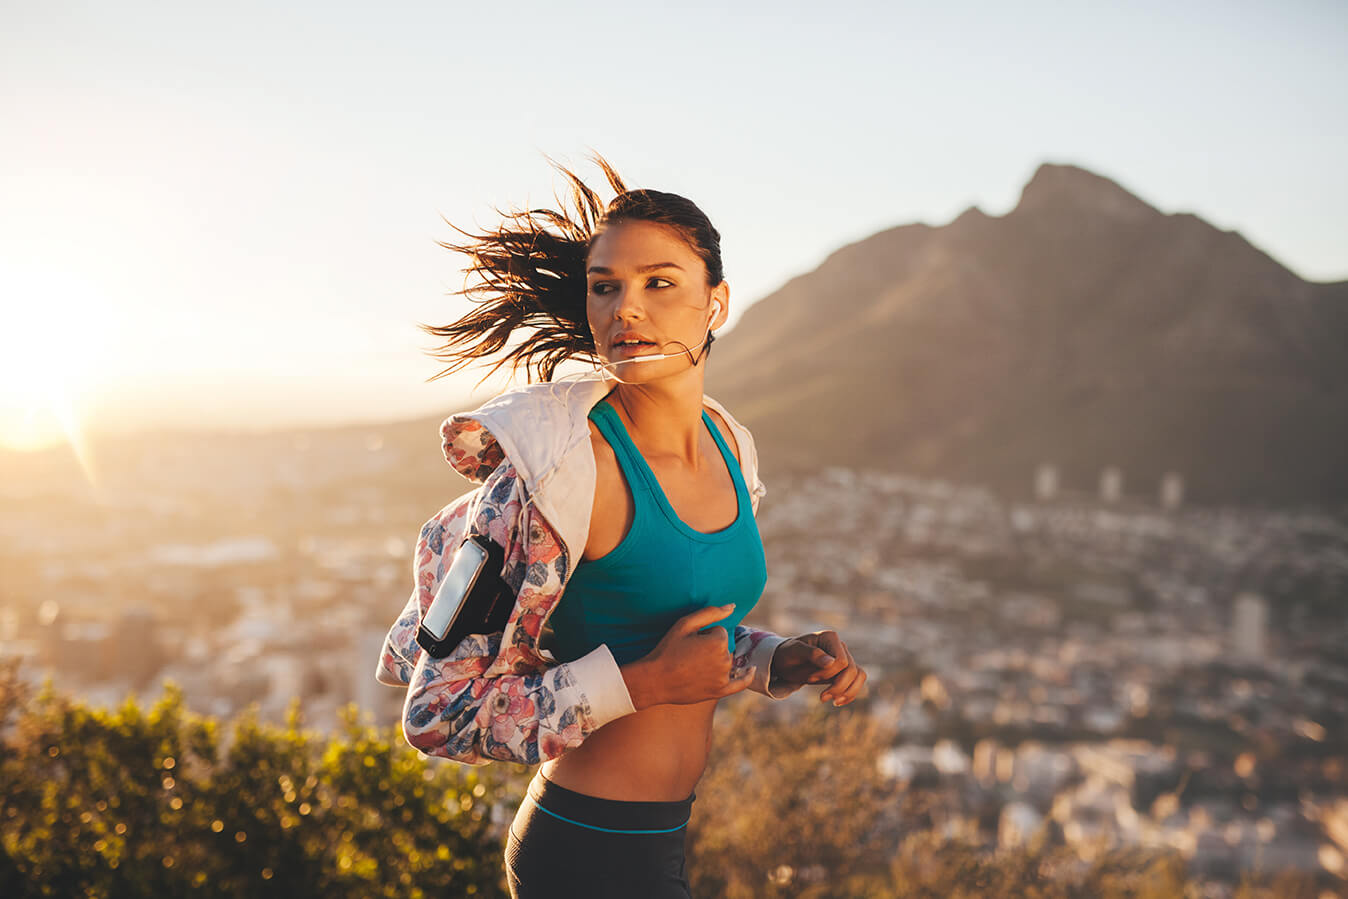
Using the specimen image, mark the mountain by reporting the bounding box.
[706,163,1348,506]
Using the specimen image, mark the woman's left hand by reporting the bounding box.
[770,630,867,706]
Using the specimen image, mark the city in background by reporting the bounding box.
[3,0,1346,895]
[1,409,1344,893]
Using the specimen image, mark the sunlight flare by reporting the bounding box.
[0,262,111,484]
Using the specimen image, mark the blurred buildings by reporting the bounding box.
[754,466,1346,886]
[2,434,1345,889]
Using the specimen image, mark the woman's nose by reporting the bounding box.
[612,285,646,321]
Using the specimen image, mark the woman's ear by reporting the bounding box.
[710,284,730,331]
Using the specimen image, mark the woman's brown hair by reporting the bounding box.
[419,151,725,384]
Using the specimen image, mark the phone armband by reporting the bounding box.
[415,534,514,659]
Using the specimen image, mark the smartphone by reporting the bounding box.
[416,535,511,658]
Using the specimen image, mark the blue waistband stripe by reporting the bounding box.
[529,796,690,834]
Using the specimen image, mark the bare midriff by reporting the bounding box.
[539,697,718,801]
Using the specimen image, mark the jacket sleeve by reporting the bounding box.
[373,491,474,689]
[731,626,804,700]
[391,461,637,766]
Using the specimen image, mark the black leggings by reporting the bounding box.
[504,770,696,898]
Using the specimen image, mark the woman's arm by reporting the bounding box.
[403,633,634,765]
[381,462,638,766]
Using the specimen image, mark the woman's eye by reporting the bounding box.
[590,279,672,295]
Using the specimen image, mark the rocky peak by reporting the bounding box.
[1012,163,1159,222]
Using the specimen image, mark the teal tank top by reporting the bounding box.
[546,401,768,667]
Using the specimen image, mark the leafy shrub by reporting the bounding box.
[0,661,511,898]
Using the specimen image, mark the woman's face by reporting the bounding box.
[585,219,728,381]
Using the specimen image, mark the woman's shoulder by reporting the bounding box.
[585,411,621,470]
[701,395,767,512]
[702,404,741,466]
[701,395,757,465]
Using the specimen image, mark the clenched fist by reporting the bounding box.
[620,604,756,710]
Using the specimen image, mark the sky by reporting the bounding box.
[1,0,1344,451]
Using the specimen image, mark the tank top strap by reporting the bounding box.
[701,409,751,503]
[587,401,658,496]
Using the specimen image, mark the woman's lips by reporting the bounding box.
[612,341,659,357]
[611,338,659,357]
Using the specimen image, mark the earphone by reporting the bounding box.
[593,298,722,381]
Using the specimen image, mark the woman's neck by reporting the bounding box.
[606,369,709,468]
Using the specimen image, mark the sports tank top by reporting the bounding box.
[545,401,768,667]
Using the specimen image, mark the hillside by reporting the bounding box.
[706,163,1348,506]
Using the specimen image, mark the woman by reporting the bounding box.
[376,153,866,897]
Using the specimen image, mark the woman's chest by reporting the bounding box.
[583,412,741,561]
[547,529,767,666]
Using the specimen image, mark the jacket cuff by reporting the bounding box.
[748,634,804,700]
[566,643,637,728]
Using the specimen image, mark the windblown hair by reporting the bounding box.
[419,151,725,384]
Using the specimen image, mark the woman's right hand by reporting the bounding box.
[620,604,756,710]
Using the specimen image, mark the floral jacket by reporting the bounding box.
[375,372,801,766]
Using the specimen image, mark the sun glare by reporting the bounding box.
[0,263,109,480]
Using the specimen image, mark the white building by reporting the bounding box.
[1231,592,1268,661]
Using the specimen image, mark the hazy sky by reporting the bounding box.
[2,0,1344,448]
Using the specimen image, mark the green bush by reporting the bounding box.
[0,660,511,898]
